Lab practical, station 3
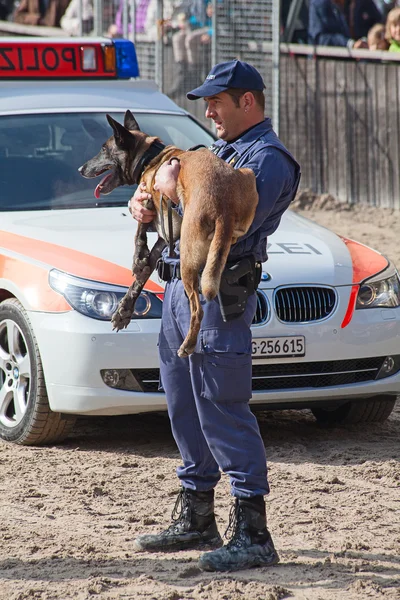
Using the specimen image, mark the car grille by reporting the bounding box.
[130,357,387,393]
[252,291,269,325]
[275,286,336,322]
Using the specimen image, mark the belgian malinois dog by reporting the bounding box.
[79,110,258,358]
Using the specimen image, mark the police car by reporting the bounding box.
[1,38,399,446]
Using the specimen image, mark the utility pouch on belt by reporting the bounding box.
[218,257,261,322]
[156,258,181,281]
[156,258,170,281]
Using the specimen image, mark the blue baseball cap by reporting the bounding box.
[187,60,265,100]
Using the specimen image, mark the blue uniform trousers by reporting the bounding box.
[158,278,270,498]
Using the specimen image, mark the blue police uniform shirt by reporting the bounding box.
[162,118,301,266]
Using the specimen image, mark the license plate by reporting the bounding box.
[251,336,305,358]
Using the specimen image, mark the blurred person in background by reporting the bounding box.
[60,0,93,34]
[348,0,383,38]
[385,5,400,49]
[367,21,389,46]
[373,0,398,19]
[0,0,14,19]
[308,0,382,47]
[13,0,70,25]
[107,0,174,41]
[169,0,212,97]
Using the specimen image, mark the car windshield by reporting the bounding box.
[0,112,214,211]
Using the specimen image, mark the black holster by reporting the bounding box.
[156,258,181,281]
[218,257,261,322]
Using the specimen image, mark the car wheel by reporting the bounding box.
[0,298,76,445]
[311,395,397,425]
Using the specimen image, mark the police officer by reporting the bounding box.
[129,60,301,572]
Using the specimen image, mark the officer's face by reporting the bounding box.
[204,92,244,141]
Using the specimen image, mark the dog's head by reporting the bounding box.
[78,110,161,198]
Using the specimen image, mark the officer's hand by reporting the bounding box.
[128,183,156,223]
[154,159,180,204]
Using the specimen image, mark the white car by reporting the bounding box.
[1,38,399,446]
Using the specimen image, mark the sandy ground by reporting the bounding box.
[0,195,399,600]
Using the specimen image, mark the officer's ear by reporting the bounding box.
[242,91,255,113]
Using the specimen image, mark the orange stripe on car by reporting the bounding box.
[340,237,388,284]
[0,255,71,312]
[340,237,388,328]
[0,231,164,312]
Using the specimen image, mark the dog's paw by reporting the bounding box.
[177,344,195,358]
[132,261,151,277]
[134,251,150,264]
[111,311,131,331]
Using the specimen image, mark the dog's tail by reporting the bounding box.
[201,217,232,302]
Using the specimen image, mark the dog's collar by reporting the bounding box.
[132,140,166,184]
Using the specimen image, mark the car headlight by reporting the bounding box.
[356,261,400,309]
[49,269,162,320]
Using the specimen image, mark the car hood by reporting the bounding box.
[264,210,354,287]
[0,207,388,289]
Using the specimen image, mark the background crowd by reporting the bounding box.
[0,0,399,93]
[1,0,400,54]
[307,0,400,51]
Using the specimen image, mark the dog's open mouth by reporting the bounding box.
[94,172,115,199]
[79,162,120,198]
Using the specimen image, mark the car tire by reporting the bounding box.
[311,395,397,425]
[0,298,76,445]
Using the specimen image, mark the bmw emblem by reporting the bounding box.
[261,272,271,282]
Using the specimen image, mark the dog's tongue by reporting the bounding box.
[94,173,113,199]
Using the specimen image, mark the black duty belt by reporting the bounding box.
[157,257,261,285]
[156,256,262,322]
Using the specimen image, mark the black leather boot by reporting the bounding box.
[133,487,223,552]
[198,496,279,572]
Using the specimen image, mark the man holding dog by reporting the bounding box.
[129,60,301,572]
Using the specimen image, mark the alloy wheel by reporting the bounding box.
[0,319,31,428]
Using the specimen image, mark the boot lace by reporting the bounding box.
[168,488,191,531]
[224,499,238,539]
[223,499,248,549]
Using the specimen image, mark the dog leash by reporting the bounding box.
[159,193,176,258]
[158,147,206,259]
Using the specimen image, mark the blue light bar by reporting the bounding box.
[114,39,140,79]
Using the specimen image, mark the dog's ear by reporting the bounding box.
[106,114,132,148]
[124,110,140,131]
